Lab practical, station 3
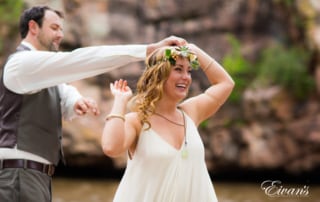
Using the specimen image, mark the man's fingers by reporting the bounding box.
[167,36,187,46]
[84,98,100,116]
[75,101,88,115]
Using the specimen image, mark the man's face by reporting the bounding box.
[37,10,64,51]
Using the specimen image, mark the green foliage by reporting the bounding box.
[221,34,314,103]
[199,119,208,129]
[273,0,295,7]
[0,0,24,25]
[0,0,24,54]
[254,44,314,100]
[222,34,255,103]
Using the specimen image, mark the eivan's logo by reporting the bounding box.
[261,180,309,197]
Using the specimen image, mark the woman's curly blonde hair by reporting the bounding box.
[130,47,172,129]
[130,46,199,129]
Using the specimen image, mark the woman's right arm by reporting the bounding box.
[101,80,138,157]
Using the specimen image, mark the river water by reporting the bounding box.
[52,177,320,202]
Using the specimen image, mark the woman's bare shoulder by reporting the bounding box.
[126,112,142,131]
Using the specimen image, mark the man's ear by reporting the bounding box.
[28,20,39,35]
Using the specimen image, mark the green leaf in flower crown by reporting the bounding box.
[190,60,200,70]
[165,49,176,65]
[165,49,171,59]
[178,46,189,57]
[169,57,176,66]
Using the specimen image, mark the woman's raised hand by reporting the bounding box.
[110,79,133,101]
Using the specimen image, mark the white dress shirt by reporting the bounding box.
[4,41,146,94]
[1,41,147,164]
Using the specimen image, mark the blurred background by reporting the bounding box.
[1,0,320,201]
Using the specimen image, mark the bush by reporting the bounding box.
[0,0,24,54]
[254,44,314,100]
[222,34,255,103]
[222,34,314,102]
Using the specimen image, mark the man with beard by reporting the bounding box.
[0,5,187,202]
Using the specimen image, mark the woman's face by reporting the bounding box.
[163,57,192,102]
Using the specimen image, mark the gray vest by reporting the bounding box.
[0,44,63,165]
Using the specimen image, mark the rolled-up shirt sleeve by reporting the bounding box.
[3,44,147,94]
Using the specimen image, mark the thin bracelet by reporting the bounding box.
[105,114,125,121]
[202,60,214,72]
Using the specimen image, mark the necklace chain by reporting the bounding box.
[154,110,188,158]
[153,112,185,127]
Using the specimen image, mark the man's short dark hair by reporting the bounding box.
[19,6,63,39]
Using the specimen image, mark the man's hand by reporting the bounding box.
[74,97,100,116]
[146,35,187,55]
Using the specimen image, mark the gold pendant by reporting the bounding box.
[181,147,188,159]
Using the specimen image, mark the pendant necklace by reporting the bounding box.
[153,111,184,126]
[180,111,188,159]
[153,109,188,159]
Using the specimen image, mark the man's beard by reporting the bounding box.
[38,32,59,51]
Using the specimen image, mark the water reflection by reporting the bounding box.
[53,178,117,202]
[52,178,320,202]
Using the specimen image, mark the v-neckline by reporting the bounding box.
[149,109,186,151]
[149,128,185,152]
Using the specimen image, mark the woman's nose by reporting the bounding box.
[182,71,191,80]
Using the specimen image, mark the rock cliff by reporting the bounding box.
[2,0,320,180]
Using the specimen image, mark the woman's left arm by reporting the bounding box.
[180,44,235,126]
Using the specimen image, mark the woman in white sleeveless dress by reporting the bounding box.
[101,42,234,202]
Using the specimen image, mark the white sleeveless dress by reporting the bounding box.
[113,113,218,202]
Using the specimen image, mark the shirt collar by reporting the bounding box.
[21,41,37,51]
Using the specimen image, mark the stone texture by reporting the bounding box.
[1,0,320,176]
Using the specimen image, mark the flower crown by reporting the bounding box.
[165,46,200,70]
[148,46,200,70]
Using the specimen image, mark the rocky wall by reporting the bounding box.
[4,0,319,178]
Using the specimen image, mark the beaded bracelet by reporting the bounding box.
[105,114,125,121]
